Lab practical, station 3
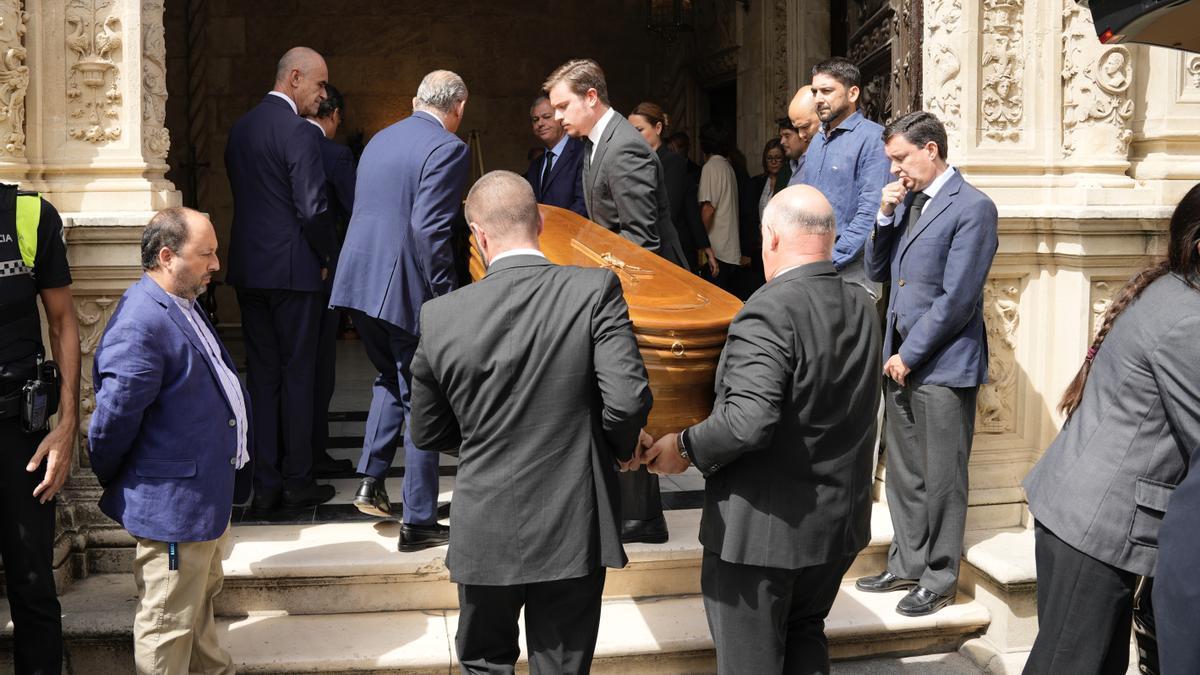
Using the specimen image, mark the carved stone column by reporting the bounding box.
[0,0,29,174]
[1128,46,1200,204]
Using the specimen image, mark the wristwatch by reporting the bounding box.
[676,430,691,462]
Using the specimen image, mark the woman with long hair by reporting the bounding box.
[1022,183,1200,674]
[740,139,792,294]
[629,102,718,276]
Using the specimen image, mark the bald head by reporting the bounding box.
[787,88,820,158]
[414,70,469,133]
[760,185,836,279]
[273,47,328,116]
[465,171,542,264]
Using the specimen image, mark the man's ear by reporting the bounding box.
[536,211,545,238]
[847,85,861,105]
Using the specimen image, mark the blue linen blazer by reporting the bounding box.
[864,169,998,388]
[89,275,251,542]
[224,94,333,292]
[330,111,470,334]
[524,136,587,217]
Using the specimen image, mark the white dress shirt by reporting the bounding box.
[267,91,298,115]
[490,248,547,264]
[876,166,958,227]
[587,107,617,162]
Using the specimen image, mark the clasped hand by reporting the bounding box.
[617,430,691,476]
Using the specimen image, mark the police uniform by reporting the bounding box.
[0,183,70,674]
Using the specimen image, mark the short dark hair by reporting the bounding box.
[777,117,796,133]
[316,83,344,118]
[141,207,192,270]
[812,57,861,89]
[882,110,949,160]
[699,124,729,157]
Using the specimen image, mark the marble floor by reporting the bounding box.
[223,336,706,526]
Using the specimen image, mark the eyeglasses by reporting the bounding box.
[766,156,784,162]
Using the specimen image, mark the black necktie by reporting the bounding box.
[541,150,555,198]
[905,192,930,230]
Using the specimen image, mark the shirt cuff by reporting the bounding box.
[876,209,896,227]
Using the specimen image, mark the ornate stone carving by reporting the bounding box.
[0,0,27,157]
[141,0,169,160]
[1186,55,1200,89]
[978,280,1020,434]
[924,0,963,147]
[1089,279,1123,340]
[76,296,117,441]
[981,0,1024,142]
[66,0,122,144]
[771,0,789,118]
[1062,0,1134,157]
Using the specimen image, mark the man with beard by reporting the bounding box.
[524,95,587,217]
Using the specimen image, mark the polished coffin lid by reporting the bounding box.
[469,205,743,435]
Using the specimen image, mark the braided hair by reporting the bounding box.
[1058,183,1200,417]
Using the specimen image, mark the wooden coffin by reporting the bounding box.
[469,205,744,437]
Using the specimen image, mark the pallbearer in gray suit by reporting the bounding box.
[409,171,653,674]
[543,58,685,545]
[645,186,881,674]
[859,111,998,617]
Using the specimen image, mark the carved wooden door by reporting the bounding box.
[835,0,923,124]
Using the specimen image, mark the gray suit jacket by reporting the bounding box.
[409,254,653,586]
[1024,273,1200,576]
[584,112,689,269]
[687,261,882,569]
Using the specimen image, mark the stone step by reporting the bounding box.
[214,505,894,617]
[3,573,988,674]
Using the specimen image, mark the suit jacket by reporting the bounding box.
[864,169,998,388]
[525,136,587,217]
[88,275,251,542]
[409,254,652,586]
[687,262,882,569]
[1024,273,1200,576]
[659,145,709,266]
[583,112,689,269]
[330,111,470,334]
[225,94,333,292]
[319,136,356,236]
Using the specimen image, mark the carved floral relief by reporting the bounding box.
[981,0,1024,142]
[1062,0,1134,157]
[978,280,1020,434]
[924,0,962,150]
[0,0,27,157]
[66,0,122,144]
[75,296,116,441]
[141,0,169,160]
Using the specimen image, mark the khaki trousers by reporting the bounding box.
[133,525,234,675]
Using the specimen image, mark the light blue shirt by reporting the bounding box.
[169,293,249,469]
[544,134,570,173]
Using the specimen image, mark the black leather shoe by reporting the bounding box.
[352,477,393,518]
[895,586,954,617]
[252,490,281,512]
[314,453,354,477]
[399,522,449,552]
[621,516,669,544]
[855,570,919,593]
[282,482,336,507]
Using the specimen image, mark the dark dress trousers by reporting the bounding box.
[583,111,687,526]
[1021,273,1200,674]
[684,261,882,673]
[525,136,587,217]
[330,111,469,525]
[410,254,652,673]
[864,169,998,596]
[225,93,334,495]
[658,145,710,272]
[312,134,356,462]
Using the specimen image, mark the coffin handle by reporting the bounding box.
[671,341,686,358]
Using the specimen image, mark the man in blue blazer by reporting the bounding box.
[225,46,336,509]
[858,111,998,617]
[330,70,470,552]
[90,208,250,674]
[524,95,587,217]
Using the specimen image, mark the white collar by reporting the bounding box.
[418,109,447,129]
[490,248,547,264]
[773,264,803,279]
[268,91,298,115]
[587,107,616,152]
[919,165,957,201]
[304,117,327,136]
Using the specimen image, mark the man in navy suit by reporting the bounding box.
[524,95,587,217]
[305,83,356,477]
[331,70,470,552]
[225,47,336,509]
[858,111,998,616]
[90,207,250,674]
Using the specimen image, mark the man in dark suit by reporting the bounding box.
[544,58,683,544]
[525,95,587,217]
[224,46,335,509]
[304,83,356,476]
[645,185,881,673]
[90,208,250,674]
[858,111,998,616]
[410,170,652,673]
[330,70,470,552]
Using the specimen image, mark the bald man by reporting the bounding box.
[645,186,882,673]
[409,170,651,672]
[784,88,820,187]
[225,46,336,510]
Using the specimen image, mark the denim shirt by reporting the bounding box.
[799,110,891,269]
